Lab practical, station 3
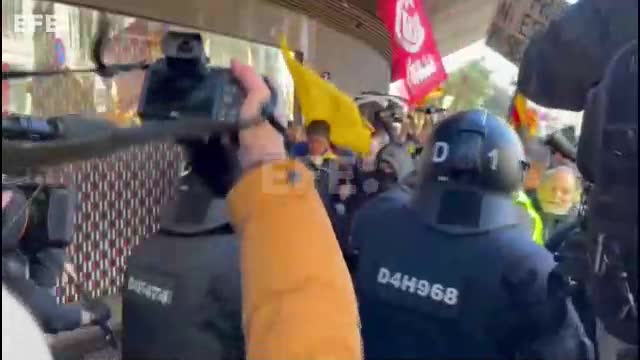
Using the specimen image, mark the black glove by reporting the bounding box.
[85,299,111,325]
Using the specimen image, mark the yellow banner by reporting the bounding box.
[280,36,372,154]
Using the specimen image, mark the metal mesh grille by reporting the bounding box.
[4,2,289,302]
[47,143,182,303]
[0,4,180,303]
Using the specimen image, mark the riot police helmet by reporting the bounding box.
[419,109,528,194]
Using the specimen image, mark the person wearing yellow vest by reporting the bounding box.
[518,138,551,246]
[514,190,545,246]
[528,166,581,243]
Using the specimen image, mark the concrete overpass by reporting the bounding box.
[340,0,502,57]
[426,0,501,56]
[57,0,500,59]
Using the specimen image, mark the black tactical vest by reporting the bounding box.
[354,188,561,359]
[122,175,244,360]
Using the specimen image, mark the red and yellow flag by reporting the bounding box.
[510,92,538,137]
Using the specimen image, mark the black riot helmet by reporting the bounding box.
[419,110,528,193]
[411,110,529,234]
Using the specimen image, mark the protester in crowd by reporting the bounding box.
[303,120,335,166]
[514,137,553,245]
[352,110,592,359]
[514,189,545,246]
[298,121,339,210]
[532,167,595,344]
[296,120,358,258]
[374,142,416,191]
[528,166,581,242]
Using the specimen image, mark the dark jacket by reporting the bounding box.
[299,154,353,251]
[299,155,340,211]
[2,253,83,334]
[122,175,244,360]
[353,187,593,360]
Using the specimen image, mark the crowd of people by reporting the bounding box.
[285,102,583,259]
[0,40,633,360]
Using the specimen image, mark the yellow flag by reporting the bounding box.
[280,36,372,154]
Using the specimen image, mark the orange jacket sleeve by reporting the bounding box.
[228,159,362,360]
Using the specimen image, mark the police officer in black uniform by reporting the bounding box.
[352,110,593,359]
[122,136,244,360]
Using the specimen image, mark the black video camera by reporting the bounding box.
[2,182,76,254]
[138,31,276,128]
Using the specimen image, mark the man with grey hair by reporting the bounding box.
[528,165,580,242]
